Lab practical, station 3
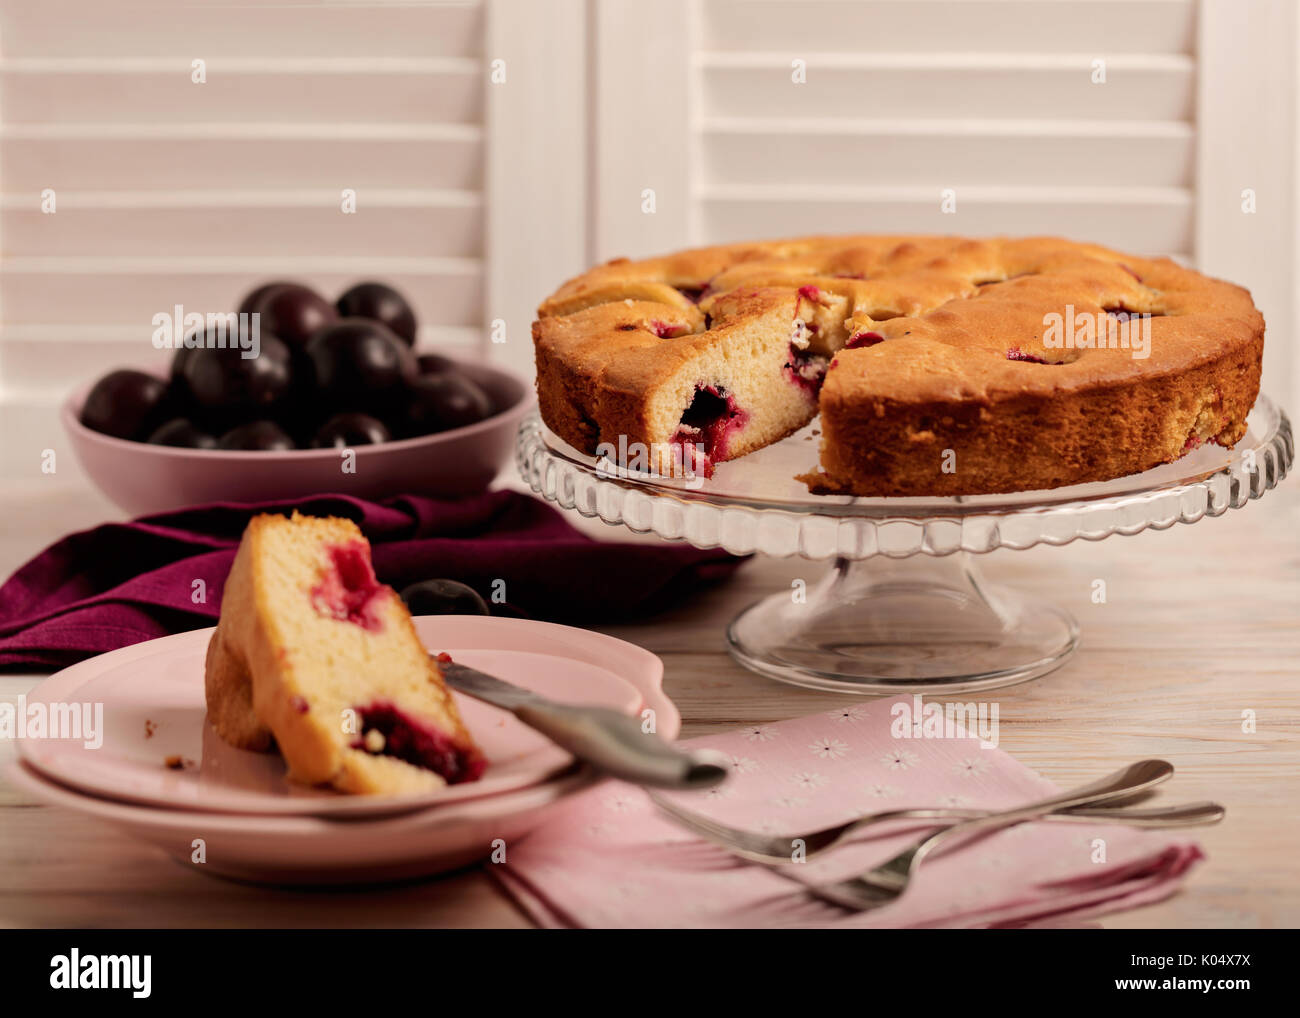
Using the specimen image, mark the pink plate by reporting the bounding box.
[19,616,654,818]
[8,759,600,886]
[8,617,678,885]
[63,357,533,515]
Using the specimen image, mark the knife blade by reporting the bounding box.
[438,658,729,790]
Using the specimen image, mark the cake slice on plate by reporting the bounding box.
[205,511,485,795]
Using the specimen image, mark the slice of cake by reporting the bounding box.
[205,511,485,795]
[534,286,831,478]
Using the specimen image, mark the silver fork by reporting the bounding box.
[648,758,1175,865]
[808,759,1190,911]
[653,800,1223,871]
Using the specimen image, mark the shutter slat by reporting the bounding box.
[702,189,1193,254]
[702,64,1193,120]
[1,2,484,59]
[704,121,1193,188]
[701,1,1195,55]
[2,193,483,258]
[0,63,483,125]
[0,258,484,329]
[1,129,482,190]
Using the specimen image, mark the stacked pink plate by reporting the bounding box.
[10,616,677,884]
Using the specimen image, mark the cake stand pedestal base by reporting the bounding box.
[726,552,1079,695]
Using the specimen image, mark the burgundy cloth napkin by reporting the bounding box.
[0,491,740,671]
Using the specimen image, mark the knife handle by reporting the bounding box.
[512,703,728,790]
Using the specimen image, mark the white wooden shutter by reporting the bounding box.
[592,0,1298,410]
[0,0,587,481]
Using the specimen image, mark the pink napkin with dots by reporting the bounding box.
[492,697,1204,928]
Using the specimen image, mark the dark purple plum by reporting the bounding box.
[170,339,198,382]
[146,418,218,449]
[176,329,294,428]
[310,412,391,449]
[237,280,297,316]
[248,282,337,350]
[80,369,172,441]
[399,372,494,437]
[305,319,417,414]
[216,420,296,451]
[336,281,417,346]
[399,579,489,616]
[417,352,458,375]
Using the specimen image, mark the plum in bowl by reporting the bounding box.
[64,355,532,516]
[65,280,534,514]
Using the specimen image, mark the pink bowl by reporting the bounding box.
[63,358,534,516]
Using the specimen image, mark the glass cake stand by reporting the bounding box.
[516,396,1292,694]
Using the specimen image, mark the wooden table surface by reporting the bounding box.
[1,474,1296,929]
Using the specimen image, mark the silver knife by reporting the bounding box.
[438,658,730,790]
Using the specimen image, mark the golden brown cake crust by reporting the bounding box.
[533,235,1264,496]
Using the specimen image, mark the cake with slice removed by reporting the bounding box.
[533,234,1265,496]
[204,511,485,795]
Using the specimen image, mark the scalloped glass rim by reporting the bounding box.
[516,395,1292,559]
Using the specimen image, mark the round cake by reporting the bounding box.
[532,235,1264,496]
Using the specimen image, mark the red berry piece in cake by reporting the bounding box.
[349,700,485,784]
[671,384,750,478]
[1006,347,1051,364]
[783,344,829,396]
[309,541,385,631]
[846,331,884,349]
[650,319,689,339]
[204,512,485,794]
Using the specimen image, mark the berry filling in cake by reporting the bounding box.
[310,542,384,631]
[350,699,486,784]
[783,343,829,395]
[1006,347,1052,364]
[672,384,750,476]
[650,319,689,338]
[846,331,885,349]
